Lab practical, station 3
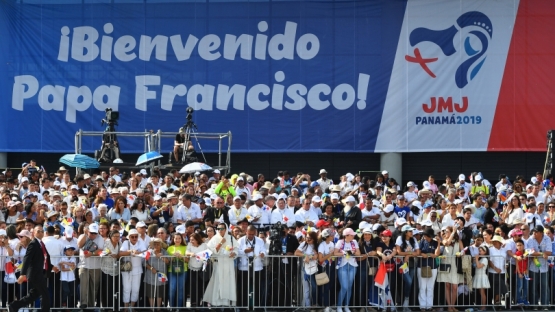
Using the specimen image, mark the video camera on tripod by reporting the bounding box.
[268,222,287,255]
[95,108,121,163]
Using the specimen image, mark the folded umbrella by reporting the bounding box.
[59,154,100,169]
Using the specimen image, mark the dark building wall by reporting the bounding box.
[6,152,545,185]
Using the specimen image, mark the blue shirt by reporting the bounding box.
[394,206,411,219]
[150,206,171,226]
[474,206,486,222]
[104,198,114,209]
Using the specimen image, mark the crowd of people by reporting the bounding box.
[0,162,555,312]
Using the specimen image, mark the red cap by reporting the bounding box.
[315,219,330,228]
[381,230,392,237]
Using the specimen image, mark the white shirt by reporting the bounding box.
[294,208,318,225]
[60,256,76,282]
[235,186,251,200]
[120,240,147,275]
[177,202,202,223]
[78,234,105,269]
[42,236,65,269]
[317,178,333,192]
[395,236,420,251]
[335,239,359,268]
[139,234,151,247]
[158,184,177,194]
[227,207,249,226]
[507,208,524,225]
[271,207,296,228]
[237,236,266,271]
[361,207,381,219]
[248,204,272,226]
[488,245,508,274]
[111,174,122,183]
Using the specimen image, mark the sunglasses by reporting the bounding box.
[129,235,138,239]
[217,228,226,230]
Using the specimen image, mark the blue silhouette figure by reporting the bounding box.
[409,11,493,88]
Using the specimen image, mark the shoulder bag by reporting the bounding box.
[121,241,133,272]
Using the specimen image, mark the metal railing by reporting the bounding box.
[1,254,553,311]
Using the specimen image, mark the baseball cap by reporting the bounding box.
[21,177,29,183]
[395,217,407,227]
[319,169,327,174]
[342,228,356,236]
[330,193,339,200]
[531,225,545,233]
[346,196,356,203]
[64,245,76,252]
[383,204,394,213]
[401,225,415,232]
[278,193,288,201]
[128,229,139,236]
[315,219,330,228]
[252,194,263,201]
[213,169,220,174]
[458,174,466,180]
[88,223,99,233]
[65,227,74,238]
[406,181,415,187]
[321,229,333,238]
[382,170,388,175]
[381,229,392,237]
[153,195,162,201]
[175,224,186,234]
[233,195,242,201]
[312,196,322,203]
[237,176,244,182]
[136,221,147,228]
[311,181,319,188]
[140,169,148,176]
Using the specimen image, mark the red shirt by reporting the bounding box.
[515,250,527,273]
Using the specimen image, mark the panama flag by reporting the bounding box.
[374,263,393,308]
[195,249,213,261]
[157,272,167,283]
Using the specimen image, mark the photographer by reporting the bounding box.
[267,223,299,307]
[173,128,186,164]
[237,226,267,308]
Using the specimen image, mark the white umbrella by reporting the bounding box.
[179,162,212,174]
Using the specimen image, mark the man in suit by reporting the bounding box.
[9,226,52,312]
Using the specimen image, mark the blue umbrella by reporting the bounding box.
[136,151,164,166]
[59,154,100,169]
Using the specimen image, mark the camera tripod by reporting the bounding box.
[175,117,207,165]
[96,122,121,163]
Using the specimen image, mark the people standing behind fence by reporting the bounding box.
[395,224,420,311]
[203,223,238,307]
[295,231,319,308]
[318,228,337,311]
[376,229,397,309]
[145,237,169,309]
[487,235,507,307]
[437,226,464,312]
[186,232,209,310]
[354,226,379,311]
[167,232,188,308]
[77,223,104,310]
[100,229,121,311]
[238,225,267,309]
[119,228,147,310]
[526,224,552,306]
[334,227,360,312]
[59,245,77,309]
[473,245,491,311]
[416,228,440,311]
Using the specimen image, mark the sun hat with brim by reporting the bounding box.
[342,228,356,236]
[491,235,504,243]
[17,230,33,239]
[46,211,59,219]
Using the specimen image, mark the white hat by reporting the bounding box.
[0,229,6,236]
[454,199,463,205]
[54,181,61,186]
[140,169,148,175]
[252,194,263,201]
[153,195,162,201]
[346,173,354,182]
[319,169,327,174]
[372,223,382,232]
[395,217,407,227]
[233,195,242,201]
[21,177,29,183]
[167,194,176,200]
[383,204,394,213]
[531,177,538,184]
[491,235,504,243]
[401,225,415,232]
[312,196,322,203]
[382,170,388,175]
[88,223,99,233]
[423,181,431,189]
[346,196,356,203]
[109,188,119,194]
[237,176,244,182]
[464,204,476,214]
[39,200,48,205]
[362,227,373,234]
[330,193,339,200]
[83,174,91,180]
[175,224,186,234]
[210,194,219,200]
[278,193,288,201]
[46,211,59,219]
[458,174,465,181]
[58,166,67,171]
[422,219,433,226]
[136,221,147,228]
[413,229,422,235]
[406,181,415,187]
[269,193,279,200]
[358,221,370,230]
[475,175,482,181]
[127,229,139,236]
[213,169,220,174]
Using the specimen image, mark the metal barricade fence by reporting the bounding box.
[2,253,555,311]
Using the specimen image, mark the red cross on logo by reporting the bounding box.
[405,48,438,78]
